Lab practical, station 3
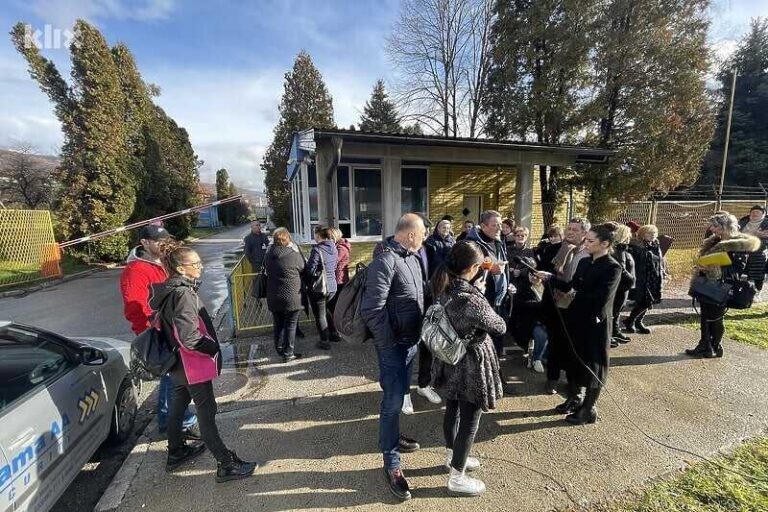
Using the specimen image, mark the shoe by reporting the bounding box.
[445,448,480,471]
[554,398,582,414]
[714,344,724,358]
[216,451,258,483]
[635,322,651,334]
[182,424,201,441]
[614,332,631,343]
[399,435,420,453]
[532,360,545,373]
[401,393,414,415]
[329,332,342,342]
[282,353,303,363]
[544,380,558,395]
[447,467,485,497]
[610,338,620,348]
[316,341,331,350]
[417,386,442,404]
[565,387,600,425]
[622,318,636,333]
[166,442,207,472]
[685,341,715,358]
[383,467,411,501]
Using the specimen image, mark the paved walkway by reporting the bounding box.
[109,322,768,512]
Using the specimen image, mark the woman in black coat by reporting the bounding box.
[538,223,622,425]
[265,228,306,362]
[610,224,636,347]
[425,219,456,277]
[738,206,768,291]
[624,225,663,334]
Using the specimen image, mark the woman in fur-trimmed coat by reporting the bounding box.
[686,213,761,359]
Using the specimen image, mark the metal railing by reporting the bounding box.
[0,209,61,289]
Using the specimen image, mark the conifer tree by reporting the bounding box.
[359,80,402,132]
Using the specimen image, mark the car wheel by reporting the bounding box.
[109,377,137,444]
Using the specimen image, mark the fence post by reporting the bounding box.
[650,198,657,225]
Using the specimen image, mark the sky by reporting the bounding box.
[0,0,766,190]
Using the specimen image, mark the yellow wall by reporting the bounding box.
[428,165,516,234]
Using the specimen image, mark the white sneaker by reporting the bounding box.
[445,448,480,471]
[401,393,414,415]
[416,386,442,404]
[447,467,485,496]
[532,360,545,373]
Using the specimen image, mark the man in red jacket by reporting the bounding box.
[120,225,199,438]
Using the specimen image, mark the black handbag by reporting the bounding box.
[688,275,731,305]
[310,249,328,297]
[130,297,177,381]
[250,248,270,299]
[726,279,756,309]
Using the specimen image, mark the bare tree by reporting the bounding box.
[0,143,55,209]
[387,0,494,138]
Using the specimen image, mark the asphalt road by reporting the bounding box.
[0,224,249,512]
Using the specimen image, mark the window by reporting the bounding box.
[354,168,382,237]
[401,167,428,215]
[308,165,319,222]
[0,326,76,412]
[337,166,350,221]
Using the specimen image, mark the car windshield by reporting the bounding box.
[0,325,73,412]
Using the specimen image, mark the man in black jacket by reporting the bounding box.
[361,213,427,501]
[243,221,270,270]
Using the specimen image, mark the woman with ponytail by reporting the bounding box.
[536,223,622,425]
[430,241,506,497]
[150,243,257,482]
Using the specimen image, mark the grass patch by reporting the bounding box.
[187,226,228,240]
[60,253,91,275]
[658,302,768,350]
[664,247,699,284]
[610,437,768,512]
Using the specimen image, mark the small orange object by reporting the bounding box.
[40,243,63,278]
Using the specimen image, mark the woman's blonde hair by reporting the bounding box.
[614,224,632,245]
[514,226,530,237]
[708,212,739,237]
[637,224,659,240]
[272,227,292,247]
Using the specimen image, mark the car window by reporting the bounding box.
[0,326,76,413]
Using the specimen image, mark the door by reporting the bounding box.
[463,195,482,223]
[0,325,106,512]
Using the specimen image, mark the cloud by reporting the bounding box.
[29,0,175,28]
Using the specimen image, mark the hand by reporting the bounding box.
[507,284,517,295]
[535,271,553,281]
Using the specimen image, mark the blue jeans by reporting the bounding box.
[376,342,417,470]
[531,324,548,362]
[157,374,198,432]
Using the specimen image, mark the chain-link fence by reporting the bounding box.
[0,209,61,289]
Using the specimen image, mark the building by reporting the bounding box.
[286,128,614,241]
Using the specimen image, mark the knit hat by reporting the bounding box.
[625,221,640,234]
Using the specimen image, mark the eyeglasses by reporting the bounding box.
[181,261,203,269]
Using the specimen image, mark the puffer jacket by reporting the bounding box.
[628,239,663,305]
[431,278,505,411]
[305,240,339,295]
[424,231,455,278]
[695,233,761,282]
[335,238,351,285]
[612,243,636,292]
[738,216,768,283]
[150,275,222,385]
[120,246,168,335]
[265,245,305,312]
[360,237,425,348]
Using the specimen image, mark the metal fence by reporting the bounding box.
[0,209,61,289]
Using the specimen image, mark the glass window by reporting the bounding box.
[0,325,76,412]
[337,166,350,221]
[354,168,382,237]
[308,165,319,222]
[401,168,428,215]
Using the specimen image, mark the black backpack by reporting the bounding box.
[333,262,373,343]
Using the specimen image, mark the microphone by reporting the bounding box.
[512,255,537,272]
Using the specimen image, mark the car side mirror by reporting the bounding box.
[80,347,106,366]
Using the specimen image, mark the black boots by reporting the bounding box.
[685,339,721,358]
[166,442,206,472]
[622,317,636,333]
[554,381,583,414]
[384,467,412,501]
[566,387,600,425]
[216,451,258,483]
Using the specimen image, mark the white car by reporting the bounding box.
[0,322,137,512]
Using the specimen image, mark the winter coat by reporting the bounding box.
[424,231,455,278]
[612,244,636,293]
[304,240,339,295]
[738,216,768,283]
[509,265,544,347]
[335,238,351,285]
[265,245,305,312]
[431,278,505,411]
[694,233,761,284]
[120,246,168,335]
[552,254,621,387]
[465,227,510,307]
[361,237,426,349]
[150,275,222,386]
[628,240,664,306]
[506,242,536,269]
[244,232,270,270]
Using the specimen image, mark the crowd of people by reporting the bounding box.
[118,204,767,498]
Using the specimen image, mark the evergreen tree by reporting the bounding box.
[359,79,402,132]
[12,20,134,260]
[701,18,768,188]
[262,52,335,227]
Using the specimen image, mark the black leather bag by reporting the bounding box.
[250,248,270,299]
[688,275,731,305]
[726,279,756,309]
[130,298,177,381]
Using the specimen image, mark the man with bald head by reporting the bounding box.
[361,213,427,501]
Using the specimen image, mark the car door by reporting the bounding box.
[0,324,107,512]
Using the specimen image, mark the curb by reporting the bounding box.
[93,431,154,512]
[0,266,108,299]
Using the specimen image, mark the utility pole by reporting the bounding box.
[717,69,737,210]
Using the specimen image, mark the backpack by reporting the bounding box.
[333,262,373,343]
[130,295,178,380]
[420,299,469,365]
